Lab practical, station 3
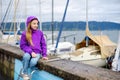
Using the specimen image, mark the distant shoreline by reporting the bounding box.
[1,21,120,31]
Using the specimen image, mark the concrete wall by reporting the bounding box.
[0,44,16,80]
[0,43,120,80]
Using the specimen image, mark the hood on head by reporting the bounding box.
[26,16,38,27]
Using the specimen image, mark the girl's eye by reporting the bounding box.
[33,23,36,25]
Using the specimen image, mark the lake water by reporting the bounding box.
[0,30,119,45]
[44,30,119,44]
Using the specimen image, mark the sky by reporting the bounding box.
[1,0,120,23]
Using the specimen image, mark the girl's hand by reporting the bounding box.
[31,52,37,58]
[42,57,48,60]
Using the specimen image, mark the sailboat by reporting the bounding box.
[47,0,75,55]
[0,0,21,46]
[66,25,117,67]
[51,0,117,67]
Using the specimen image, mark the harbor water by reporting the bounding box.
[44,30,119,44]
[14,59,63,80]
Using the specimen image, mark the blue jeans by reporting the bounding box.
[22,53,41,74]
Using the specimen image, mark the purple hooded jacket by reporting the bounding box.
[20,16,47,57]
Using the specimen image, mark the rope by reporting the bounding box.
[0,0,13,30]
[7,0,19,43]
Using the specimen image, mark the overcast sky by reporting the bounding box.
[1,0,120,23]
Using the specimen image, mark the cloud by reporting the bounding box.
[1,0,120,23]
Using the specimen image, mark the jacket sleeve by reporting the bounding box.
[20,32,32,54]
[40,32,47,57]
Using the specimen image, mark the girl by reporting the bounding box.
[20,16,48,76]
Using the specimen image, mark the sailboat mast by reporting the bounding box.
[51,0,54,44]
[0,0,2,28]
[55,0,69,52]
[86,0,88,30]
[13,0,19,37]
[39,0,42,30]
[25,0,27,28]
[85,0,89,47]
[13,0,17,35]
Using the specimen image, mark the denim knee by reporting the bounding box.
[29,54,41,67]
[23,53,31,61]
[30,58,38,67]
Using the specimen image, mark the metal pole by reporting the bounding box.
[55,0,69,52]
[0,0,2,26]
[0,0,2,30]
[85,0,89,47]
[39,0,42,30]
[51,0,54,44]
[86,0,88,29]
[25,0,27,28]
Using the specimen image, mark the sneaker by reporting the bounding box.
[20,73,30,80]
[23,75,30,80]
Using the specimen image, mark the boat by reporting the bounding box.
[72,0,117,67]
[47,0,76,55]
[47,41,75,55]
[0,0,21,46]
[49,0,117,67]
[0,30,19,45]
[57,26,116,67]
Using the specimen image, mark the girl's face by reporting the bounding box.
[30,19,39,30]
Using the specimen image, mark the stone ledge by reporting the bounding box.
[0,43,120,80]
[38,59,120,80]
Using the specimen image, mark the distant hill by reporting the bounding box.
[1,21,120,31]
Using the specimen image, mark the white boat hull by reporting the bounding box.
[57,45,106,67]
[77,58,106,67]
[47,42,75,55]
